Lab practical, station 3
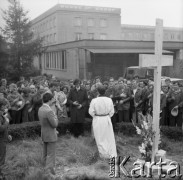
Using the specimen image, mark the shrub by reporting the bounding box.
[160,126,183,141]
[9,121,41,140]
[8,119,183,141]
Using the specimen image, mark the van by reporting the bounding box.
[161,76,183,86]
[124,66,154,80]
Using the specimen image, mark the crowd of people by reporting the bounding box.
[1,74,183,177]
[0,75,183,128]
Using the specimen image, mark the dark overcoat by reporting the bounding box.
[68,87,88,123]
[0,112,8,167]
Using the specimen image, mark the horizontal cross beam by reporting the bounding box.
[139,54,173,67]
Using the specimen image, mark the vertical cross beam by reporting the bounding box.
[151,19,163,162]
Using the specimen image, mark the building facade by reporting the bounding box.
[31,4,121,45]
[31,4,183,80]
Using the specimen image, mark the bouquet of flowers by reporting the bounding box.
[132,113,161,162]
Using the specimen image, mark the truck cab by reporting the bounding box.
[124,66,154,80]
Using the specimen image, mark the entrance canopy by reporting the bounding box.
[86,48,173,54]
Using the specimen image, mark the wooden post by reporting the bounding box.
[151,19,163,162]
[139,19,173,162]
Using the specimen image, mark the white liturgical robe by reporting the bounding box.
[89,96,117,158]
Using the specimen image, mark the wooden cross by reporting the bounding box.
[139,19,173,162]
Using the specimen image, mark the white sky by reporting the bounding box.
[0,0,183,28]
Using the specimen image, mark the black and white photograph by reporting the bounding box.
[0,0,183,179]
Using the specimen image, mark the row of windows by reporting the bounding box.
[44,51,66,70]
[33,17,106,34]
[164,33,182,41]
[121,33,154,40]
[121,32,183,41]
[42,33,57,45]
[75,33,107,40]
[32,16,56,34]
[75,17,107,27]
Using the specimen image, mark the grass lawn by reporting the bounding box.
[2,132,183,180]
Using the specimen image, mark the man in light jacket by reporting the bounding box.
[38,92,58,175]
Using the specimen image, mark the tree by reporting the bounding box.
[0,35,10,78]
[1,0,43,80]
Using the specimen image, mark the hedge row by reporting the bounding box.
[8,118,92,140]
[115,122,183,141]
[8,119,183,141]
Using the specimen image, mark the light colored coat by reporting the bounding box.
[38,104,58,142]
[89,96,117,158]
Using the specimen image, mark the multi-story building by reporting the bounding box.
[121,24,183,42]
[31,4,121,45]
[31,4,183,80]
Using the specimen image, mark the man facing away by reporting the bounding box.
[89,85,117,159]
[38,93,58,175]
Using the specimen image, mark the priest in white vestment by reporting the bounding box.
[89,85,117,159]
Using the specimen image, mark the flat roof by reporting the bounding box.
[86,48,173,54]
[32,4,120,24]
[43,39,182,51]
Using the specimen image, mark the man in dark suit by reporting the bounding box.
[132,81,147,123]
[68,79,88,137]
[38,93,58,175]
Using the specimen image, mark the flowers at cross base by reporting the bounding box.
[132,113,161,162]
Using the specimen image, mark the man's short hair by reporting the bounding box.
[95,76,101,80]
[49,82,60,88]
[97,85,106,95]
[43,93,53,103]
[73,79,81,85]
[118,77,124,82]
[1,79,7,84]
[165,78,171,82]
[9,83,17,89]
[103,81,109,86]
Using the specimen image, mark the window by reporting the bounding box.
[49,19,51,29]
[100,33,107,40]
[143,34,148,40]
[54,33,56,42]
[54,17,56,27]
[127,33,133,39]
[44,51,67,70]
[60,51,67,70]
[46,35,49,43]
[100,19,107,27]
[51,19,53,28]
[47,35,49,43]
[50,34,52,43]
[121,33,125,39]
[87,18,94,27]
[45,53,49,69]
[75,33,82,40]
[128,70,134,75]
[177,34,181,40]
[171,34,174,40]
[88,33,94,40]
[75,17,82,26]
